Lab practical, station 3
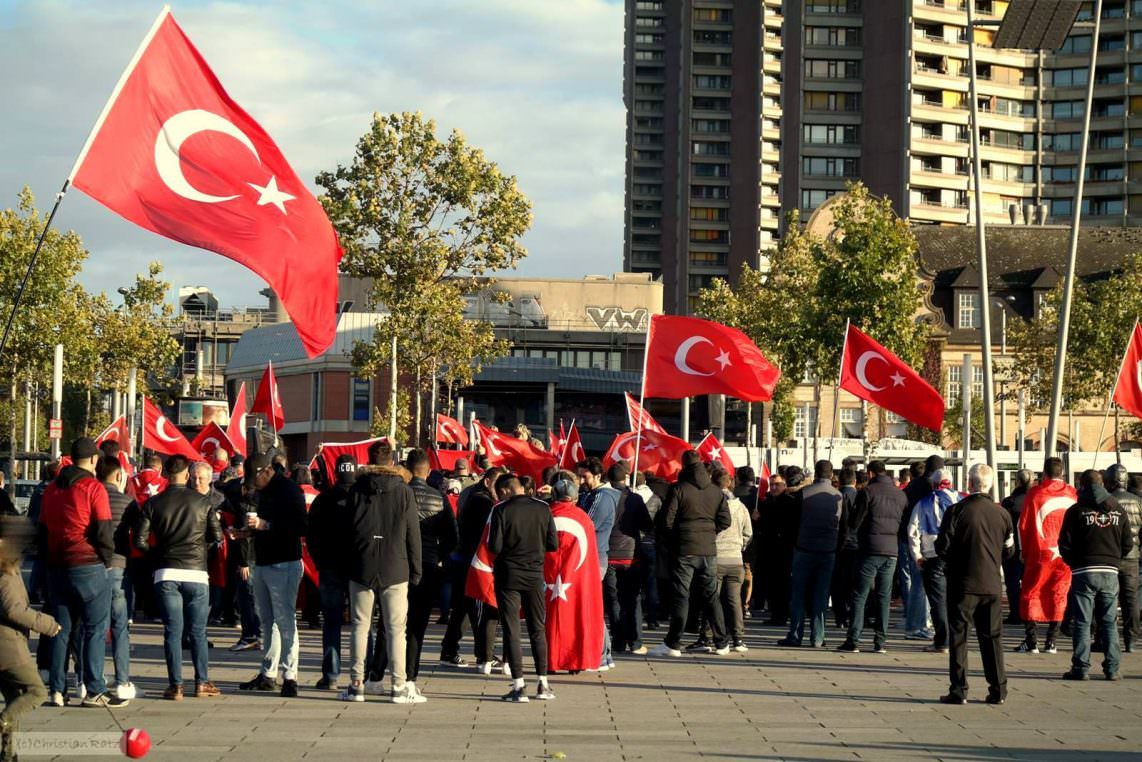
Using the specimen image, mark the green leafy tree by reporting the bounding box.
[317,112,529,427]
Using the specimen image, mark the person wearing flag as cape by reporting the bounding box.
[545,479,605,672]
[1015,458,1076,655]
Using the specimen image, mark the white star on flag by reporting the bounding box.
[248,176,295,213]
[890,371,906,387]
[715,349,732,371]
[546,575,572,602]
[708,447,721,460]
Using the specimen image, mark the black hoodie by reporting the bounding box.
[346,466,422,588]
[660,463,731,557]
[1059,486,1134,574]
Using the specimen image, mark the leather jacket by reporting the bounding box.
[409,476,457,568]
[136,484,223,572]
[1111,488,1142,562]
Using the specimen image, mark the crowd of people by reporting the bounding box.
[0,431,1135,757]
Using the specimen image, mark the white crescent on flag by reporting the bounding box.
[554,515,589,572]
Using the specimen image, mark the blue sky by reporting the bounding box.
[1,0,626,309]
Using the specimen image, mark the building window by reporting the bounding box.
[801,189,836,210]
[693,162,729,177]
[693,74,732,90]
[693,52,731,66]
[805,59,861,79]
[692,140,730,155]
[690,207,728,221]
[794,406,819,439]
[802,157,859,177]
[352,379,370,422]
[805,26,862,46]
[1050,67,1089,87]
[690,229,729,243]
[694,8,732,22]
[693,96,731,112]
[634,50,663,62]
[635,33,662,45]
[1059,35,1092,54]
[693,30,732,45]
[691,185,729,199]
[804,91,861,112]
[947,364,984,408]
[688,251,727,266]
[635,0,662,9]
[692,119,730,134]
[958,292,980,329]
[803,124,859,144]
[635,16,663,27]
[840,407,863,437]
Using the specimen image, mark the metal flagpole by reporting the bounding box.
[828,319,850,464]
[631,315,654,486]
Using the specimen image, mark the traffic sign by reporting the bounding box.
[49,419,62,440]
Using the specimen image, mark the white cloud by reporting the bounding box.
[0,0,626,306]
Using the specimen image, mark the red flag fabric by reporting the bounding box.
[428,448,478,474]
[643,315,780,401]
[142,398,202,460]
[473,421,557,482]
[758,462,772,500]
[1018,477,1077,622]
[130,468,168,500]
[624,392,666,434]
[696,432,735,472]
[602,429,691,482]
[838,324,944,431]
[299,484,320,587]
[227,384,248,456]
[558,423,586,471]
[309,438,387,483]
[435,414,470,446]
[95,415,132,456]
[547,429,561,457]
[190,422,237,471]
[69,10,341,358]
[1113,321,1142,421]
[465,512,498,608]
[545,500,604,672]
[251,362,284,431]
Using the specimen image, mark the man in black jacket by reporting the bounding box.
[935,464,1014,705]
[136,455,222,701]
[1103,464,1141,652]
[488,474,558,702]
[650,450,732,657]
[1059,470,1134,681]
[238,454,308,698]
[99,456,136,701]
[341,463,423,704]
[831,466,860,628]
[605,463,653,655]
[306,454,357,690]
[1000,469,1032,624]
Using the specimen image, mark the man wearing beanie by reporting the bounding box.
[38,438,123,708]
[306,454,359,690]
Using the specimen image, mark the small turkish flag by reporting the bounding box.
[625,392,666,434]
[643,315,780,401]
[250,362,284,432]
[547,428,562,457]
[696,432,735,472]
[473,421,557,483]
[436,413,470,446]
[142,398,202,460]
[1113,321,1142,421]
[559,422,586,471]
[465,513,498,608]
[69,10,342,358]
[758,462,772,499]
[545,500,604,672]
[227,384,248,456]
[190,422,237,469]
[839,324,944,432]
[95,415,133,457]
[603,429,691,481]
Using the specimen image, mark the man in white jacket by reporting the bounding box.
[908,469,960,654]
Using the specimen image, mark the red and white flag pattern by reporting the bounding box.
[190,422,237,471]
[142,398,202,460]
[465,510,498,608]
[545,500,604,672]
[838,324,944,432]
[95,415,132,456]
[558,422,586,471]
[250,362,284,432]
[643,315,780,401]
[1113,321,1142,422]
[227,383,248,456]
[436,413,470,446]
[625,392,666,434]
[473,421,557,482]
[696,432,735,472]
[1018,478,1077,622]
[602,429,691,481]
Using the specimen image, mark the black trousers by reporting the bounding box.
[948,591,1006,700]
[831,547,860,627]
[496,585,548,680]
[1024,620,1061,649]
[440,558,478,660]
[370,566,443,682]
[1119,563,1140,645]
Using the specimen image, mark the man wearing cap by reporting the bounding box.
[238,453,308,698]
[452,459,481,491]
[38,438,124,708]
[306,454,358,690]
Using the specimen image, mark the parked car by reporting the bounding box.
[12,480,37,515]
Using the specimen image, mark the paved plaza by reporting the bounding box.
[19,613,1142,762]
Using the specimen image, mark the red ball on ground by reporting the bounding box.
[120,728,151,758]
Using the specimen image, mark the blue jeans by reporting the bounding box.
[898,541,929,632]
[788,550,836,646]
[846,554,897,649]
[1070,572,1121,676]
[47,564,110,696]
[107,568,130,686]
[665,555,726,650]
[253,561,303,680]
[156,579,209,686]
[319,572,348,682]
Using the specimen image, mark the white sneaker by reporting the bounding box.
[339,682,365,703]
[649,643,682,658]
[364,679,386,694]
[596,662,611,672]
[534,683,556,700]
[77,683,87,701]
[47,691,64,707]
[714,645,731,656]
[114,683,137,700]
[391,683,427,704]
[478,661,492,676]
[732,643,749,653]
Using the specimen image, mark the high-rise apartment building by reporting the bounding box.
[622,0,784,314]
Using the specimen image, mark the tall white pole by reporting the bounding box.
[1017,390,1026,470]
[126,367,137,457]
[51,344,63,460]
[962,354,973,491]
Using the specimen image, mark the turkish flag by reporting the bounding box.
[428,448,478,474]
[758,462,772,499]
[1018,478,1077,622]
[625,392,666,434]
[190,422,237,470]
[250,362,284,431]
[696,432,735,472]
[130,468,168,500]
[474,421,557,482]
[435,413,470,446]
[142,398,202,460]
[95,415,132,457]
[602,429,691,482]
[643,315,780,401]
[308,437,387,484]
[839,324,944,432]
[545,500,604,672]
[559,423,586,471]
[465,511,498,608]
[227,383,248,456]
[1113,321,1142,421]
[69,10,342,358]
[547,429,561,458]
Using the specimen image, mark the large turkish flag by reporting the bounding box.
[602,429,692,481]
[545,501,604,672]
[643,315,780,401]
[69,10,342,358]
[1113,321,1142,422]
[1019,478,1077,622]
[473,421,557,483]
[142,398,202,460]
[839,324,944,432]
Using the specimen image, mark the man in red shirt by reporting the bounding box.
[38,438,124,708]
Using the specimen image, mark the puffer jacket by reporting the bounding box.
[907,487,959,560]
[1110,488,1142,562]
[409,476,458,569]
[347,466,422,588]
[136,484,222,572]
[849,474,907,557]
[661,462,731,557]
[38,466,113,568]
